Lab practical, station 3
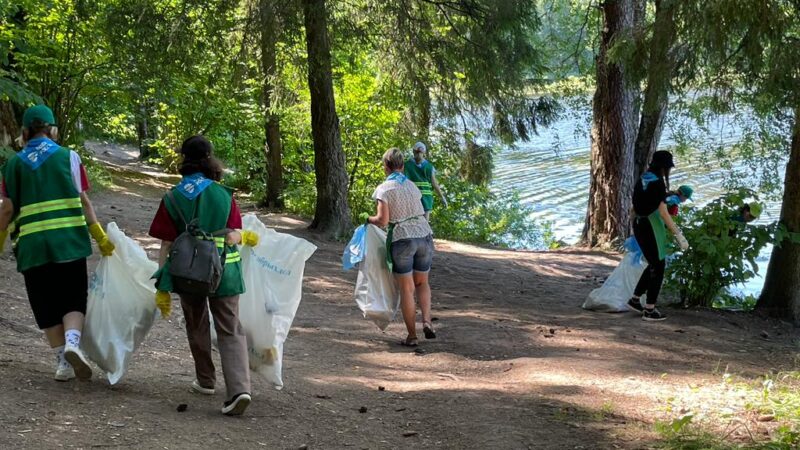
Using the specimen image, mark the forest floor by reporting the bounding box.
[0,141,798,450]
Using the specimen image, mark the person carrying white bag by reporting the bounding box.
[583,237,648,312]
[218,214,316,390]
[148,136,260,416]
[343,223,401,331]
[364,148,437,347]
[82,223,159,384]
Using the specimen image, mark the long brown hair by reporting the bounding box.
[178,135,223,181]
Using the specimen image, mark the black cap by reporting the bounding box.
[650,150,675,170]
[180,135,213,159]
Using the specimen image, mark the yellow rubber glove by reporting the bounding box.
[88,223,115,257]
[240,230,259,247]
[155,291,172,318]
[0,228,8,253]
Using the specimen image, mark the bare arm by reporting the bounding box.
[431,173,447,206]
[658,202,680,235]
[80,191,99,226]
[0,197,13,231]
[158,241,172,267]
[368,200,390,228]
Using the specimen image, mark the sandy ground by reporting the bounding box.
[0,143,797,449]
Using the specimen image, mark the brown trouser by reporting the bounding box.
[179,294,251,399]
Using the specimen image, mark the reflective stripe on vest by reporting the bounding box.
[18,215,87,237]
[213,237,240,264]
[225,251,241,264]
[19,198,83,219]
[16,197,86,238]
[414,181,433,195]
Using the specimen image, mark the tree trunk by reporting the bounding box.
[303,0,352,237]
[411,76,431,143]
[260,0,284,208]
[581,0,639,247]
[633,0,677,180]
[756,109,800,324]
[136,101,151,160]
[0,101,19,150]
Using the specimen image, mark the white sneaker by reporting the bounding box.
[221,393,251,416]
[54,366,75,382]
[63,346,92,380]
[190,380,215,395]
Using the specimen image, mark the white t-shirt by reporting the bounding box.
[372,177,432,242]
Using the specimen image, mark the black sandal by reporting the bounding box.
[400,336,418,347]
[423,323,436,339]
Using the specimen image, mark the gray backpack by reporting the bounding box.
[165,191,229,296]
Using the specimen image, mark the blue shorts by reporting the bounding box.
[391,235,434,275]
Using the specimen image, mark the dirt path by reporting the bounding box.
[0,146,797,449]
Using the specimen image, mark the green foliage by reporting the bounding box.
[666,190,773,308]
[655,372,800,449]
[430,175,554,249]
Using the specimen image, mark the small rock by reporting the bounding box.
[108,421,126,427]
[395,408,407,412]
[414,348,426,355]
[176,404,187,412]
[402,431,418,437]
[549,328,555,334]
[378,386,386,391]
[359,407,368,413]
[298,445,309,450]
[315,394,331,399]
[674,329,685,333]
[760,331,770,339]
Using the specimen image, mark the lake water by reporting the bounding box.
[492,108,781,298]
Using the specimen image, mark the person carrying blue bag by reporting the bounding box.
[342,224,367,270]
[365,148,435,347]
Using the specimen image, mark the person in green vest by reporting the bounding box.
[148,135,259,416]
[627,150,689,321]
[404,142,447,221]
[0,104,115,382]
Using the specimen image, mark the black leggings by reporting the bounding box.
[633,217,665,305]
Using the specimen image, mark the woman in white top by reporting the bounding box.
[367,148,436,346]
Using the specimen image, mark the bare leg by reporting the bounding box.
[43,325,65,348]
[395,274,417,340]
[413,271,431,325]
[62,311,84,332]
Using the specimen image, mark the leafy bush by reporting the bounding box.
[665,190,773,308]
[430,175,554,249]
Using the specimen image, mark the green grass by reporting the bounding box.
[655,372,800,449]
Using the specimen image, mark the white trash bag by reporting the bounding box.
[583,251,648,312]
[353,224,400,331]
[213,214,316,390]
[82,223,159,384]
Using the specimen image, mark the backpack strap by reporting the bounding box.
[165,189,199,227]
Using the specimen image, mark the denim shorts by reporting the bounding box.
[391,235,433,275]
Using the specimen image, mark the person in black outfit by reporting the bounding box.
[627,151,689,321]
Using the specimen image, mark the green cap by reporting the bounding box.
[22,105,56,128]
[677,185,693,200]
[748,202,763,219]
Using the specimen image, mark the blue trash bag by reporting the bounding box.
[623,236,644,265]
[342,225,367,270]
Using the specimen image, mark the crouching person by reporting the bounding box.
[0,105,114,381]
[148,135,259,416]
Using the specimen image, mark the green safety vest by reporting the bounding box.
[152,182,245,297]
[3,147,92,272]
[404,158,434,211]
